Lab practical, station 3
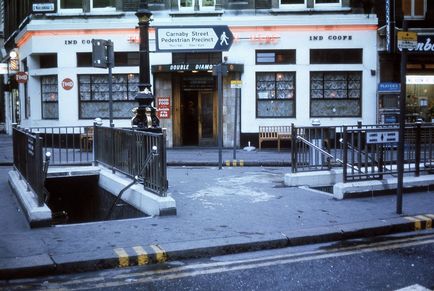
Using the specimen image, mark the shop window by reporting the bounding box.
[78,74,138,119]
[200,0,215,10]
[41,75,59,119]
[58,0,115,12]
[256,72,295,118]
[39,54,58,69]
[77,52,139,67]
[403,0,426,19]
[256,50,295,65]
[310,71,362,117]
[179,0,194,11]
[280,0,341,8]
[310,49,362,64]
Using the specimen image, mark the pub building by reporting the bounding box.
[2,0,378,148]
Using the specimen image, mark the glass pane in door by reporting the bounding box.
[200,92,213,139]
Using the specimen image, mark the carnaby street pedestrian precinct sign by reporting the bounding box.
[156,26,233,52]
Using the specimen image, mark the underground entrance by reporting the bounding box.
[45,175,147,225]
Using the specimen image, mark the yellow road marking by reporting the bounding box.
[225,160,231,167]
[404,217,421,230]
[240,160,244,166]
[150,244,167,263]
[233,160,237,167]
[114,248,129,268]
[415,215,432,229]
[133,246,149,266]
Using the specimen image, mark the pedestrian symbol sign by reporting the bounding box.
[156,26,233,52]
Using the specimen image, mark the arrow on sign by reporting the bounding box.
[156,26,233,52]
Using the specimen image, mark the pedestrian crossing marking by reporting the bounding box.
[114,248,129,268]
[133,246,149,265]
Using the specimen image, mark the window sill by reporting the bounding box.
[270,7,351,14]
[45,11,125,18]
[169,10,224,17]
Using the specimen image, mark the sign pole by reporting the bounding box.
[233,75,239,160]
[107,40,114,127]
[217,64,223,169]
[397,20,408,215]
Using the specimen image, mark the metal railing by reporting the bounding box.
[343,123,434,182]
[27,126,94,166]
[291,122,434,182]
[12,126,46,206]
[94,126,168,196]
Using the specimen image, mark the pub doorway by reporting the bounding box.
[180,75,216,146]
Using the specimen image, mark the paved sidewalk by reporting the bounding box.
[0,133,433,280]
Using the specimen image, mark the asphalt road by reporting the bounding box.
[3,230,434,291]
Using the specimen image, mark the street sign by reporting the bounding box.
[156,26,233,52]
[31,0,55,13]
[397,31,417,50]
[366,131,399,144]
[230,80,242,89]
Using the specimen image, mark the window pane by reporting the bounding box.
[61,0,82,9]
[79,74,139,119]
[41,75,58,119]
[414,0,425,16]
[256,50,295,64]
[310,49,362,64]
[310,71,362,117]
[315,0,339,3]
[202,0,215,7]
[256,72,296,117]
[402,0,412,15]
[180,0,193,8]
[281,0,304,4]
[93,0,115,8]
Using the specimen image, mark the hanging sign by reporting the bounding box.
[15,72,29,83]
[397,31,417,50]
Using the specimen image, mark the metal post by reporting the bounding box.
[397,19,408,215]
[415,122,421,177]
[233,72,240,160]
[107,40,114,127]
[218,64,223,169]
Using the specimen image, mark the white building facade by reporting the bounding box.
[4,1,378,147]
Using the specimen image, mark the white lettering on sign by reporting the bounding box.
[170,64,190,71]
[62,78,74,90]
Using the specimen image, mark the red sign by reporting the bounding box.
[62,78,74,90]
[15,72,28,83]
[157,97,171,119]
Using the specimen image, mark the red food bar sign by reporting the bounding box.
[157,97,170,119]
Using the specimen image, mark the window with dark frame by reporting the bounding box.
[39,54,58,69]
[310,49,362,64]
[256,72,296,118]
[41,75,59,119]
[78,74,138,119]
[77,52,139,67]
[310,71,362,117]
[256,50,296,65]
